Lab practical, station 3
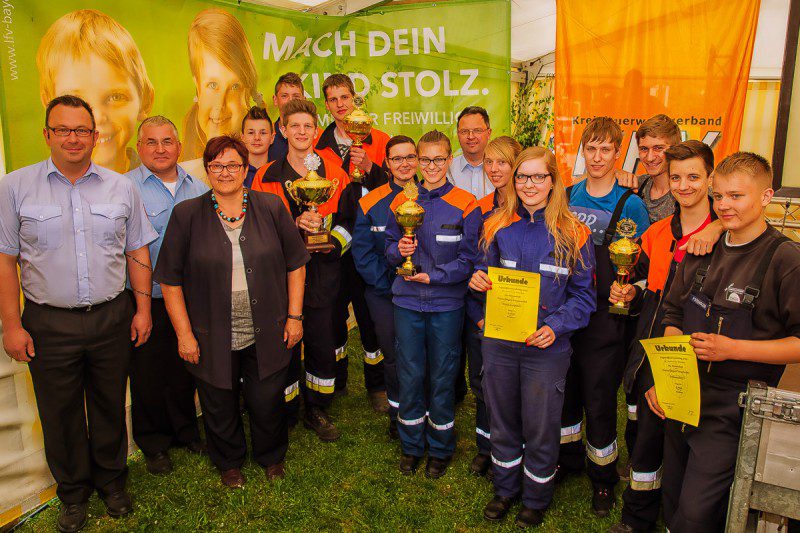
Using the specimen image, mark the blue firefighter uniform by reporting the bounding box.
[352,181,404,421]
[385,181,482,459]
[477,205,596,510]
[464,191,501,457]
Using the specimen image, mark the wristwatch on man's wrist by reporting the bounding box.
[287,314,304,321]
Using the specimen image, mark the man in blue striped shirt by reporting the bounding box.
[126,116,208,476]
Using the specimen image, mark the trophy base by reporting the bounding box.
[608,304,631,316]
[397,264,421,277]
[305,230,335,253]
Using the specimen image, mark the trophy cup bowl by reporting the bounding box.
[608,236,641,315]
[343,96,373,182]
[394,199,425,277]
[286,170,339,252]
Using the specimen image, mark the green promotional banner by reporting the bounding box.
[0,0,510,174]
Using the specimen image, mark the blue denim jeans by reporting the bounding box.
[394,305,464,458]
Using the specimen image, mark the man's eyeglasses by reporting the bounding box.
[387,155,418,164]
[514,173,551,185]
[142,139,176,148]
[207,163,244,174]
[419,157,448,168]
[47,126,94,137]
[457,128,488,137]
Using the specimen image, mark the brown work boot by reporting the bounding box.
[425,456,452,479]
[369,390,390,413]
[303,406,341,442]
[483,495,515,522]
[399,454,422,475]
[469,453,491,477]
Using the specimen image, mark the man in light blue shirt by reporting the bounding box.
[125,116,208,477]
[0,95,157,531]
[448,106,493,200]
[449,106,494,410]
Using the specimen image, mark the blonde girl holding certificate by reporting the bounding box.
[469,147,596,528]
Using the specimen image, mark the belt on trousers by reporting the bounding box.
[30,292,124,313]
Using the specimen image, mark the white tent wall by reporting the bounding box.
[0,0,794,526]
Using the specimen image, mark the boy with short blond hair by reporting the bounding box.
[657,152,800,531]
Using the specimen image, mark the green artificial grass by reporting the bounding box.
[20,328,629,532]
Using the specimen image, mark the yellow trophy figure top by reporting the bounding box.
[343,95,373,181]
[285,153,338,212]
[608,219,641,257]
[395,181,425,276]
[608,218,642,315]
[396,181,425,236]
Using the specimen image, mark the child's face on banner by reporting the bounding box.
[195,53,249,142]
[51,53,142,173]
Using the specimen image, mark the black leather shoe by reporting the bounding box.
[264,462,285,481]
[388,418,399,440]
[470,453,491,476]
[185,439,207,455]
[102,490,133,518]
[515,506,545,528]
[145,451,172,475]
[483,495,515,522]
[592,487,616,517]
[398,454,422,475]
[57,502,87,533]
[425,456,452,479]
[221,468,245,489]
[303,406,341,442]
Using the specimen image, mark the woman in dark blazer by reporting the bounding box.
[155,135,309,488]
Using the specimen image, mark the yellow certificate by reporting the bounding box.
[484,267,540,342]
[640,335,701,426]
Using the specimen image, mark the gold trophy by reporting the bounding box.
[285,153,339,252]
[394,181,425,276]
[608,218,641,315]
[343,95,373,182]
